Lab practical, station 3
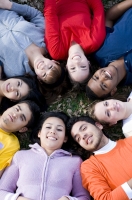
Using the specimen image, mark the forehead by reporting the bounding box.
[70,68,89,82]
[43,117,65,126]
[71,121,87,134]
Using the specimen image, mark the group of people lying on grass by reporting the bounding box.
[1,108,132,200]
[1,0,132,199]
[0,0,132,107]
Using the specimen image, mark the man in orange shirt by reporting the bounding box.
[68,116,132,200]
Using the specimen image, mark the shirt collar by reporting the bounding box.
[94,139,116,155]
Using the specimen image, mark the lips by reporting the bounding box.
[85,135,93,144]
[37,61,44,69]
[47,136,57,141]
[8,114,13,122]
[104,70,112,79]
[116,102,120,112]
[72,55,81,59]
[6,83,10,92]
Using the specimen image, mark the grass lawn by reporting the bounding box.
[13,0,132,149]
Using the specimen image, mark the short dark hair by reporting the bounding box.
[19,100,40,129]
[86,84,111,100]
[67,115,96,134]
[2,76,47,112]
[31,111,69,146]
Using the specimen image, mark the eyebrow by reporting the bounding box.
[18,105,26,121]
[73,124,84,140]
[91,77,105,91]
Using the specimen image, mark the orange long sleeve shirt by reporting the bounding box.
[44,0,106,60]
[81,137,132,200]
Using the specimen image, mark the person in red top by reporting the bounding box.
[44,0,106,83]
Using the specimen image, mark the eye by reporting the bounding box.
[17,81,20,86]
[71,67,75,70]
[16,91,20,97]
[46,126,51,129]
[49,65,53,69]
[43,73,46,78]
[57,128,63,131]
[82,126,86,131]
[76,136,80,143]
[107,110,110,117]
[81,66,86,68]
[20,115,24,121]
[103,83,107,88]
[15,107,19,112]
[104,101,108,106]
[94,75,99,80]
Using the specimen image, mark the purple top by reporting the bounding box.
[0,143,90,200]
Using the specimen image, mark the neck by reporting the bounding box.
[96,134,109,151]
[113,57,126,84]
[123,101,132,119]
[25,43,46,70]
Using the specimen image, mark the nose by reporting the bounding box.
[11,86,14,91]
[82,134,87,140]
[50,128,56,134]
[12,112,17,119]
[108,103,116,111]
[100,73,107,81]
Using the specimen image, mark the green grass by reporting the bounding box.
[13,0,132,149]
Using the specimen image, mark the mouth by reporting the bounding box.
[72,55,81,59]
[47,136,57,141]
[8,114,13,122]
[104,70,112,79]
[85,135,93,144]
[115,102,120,112]
[36,61,44,69]
[6,83,10,92]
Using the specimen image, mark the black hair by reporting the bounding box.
[86,84,111,100]
[66,116,96,160]
[31,111,70,150]
[19,100,40,129]
[0,76,47,112]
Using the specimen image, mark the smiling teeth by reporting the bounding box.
[47,136,57,141]
[105,71,111,78]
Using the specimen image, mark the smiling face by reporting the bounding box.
[1,78,29,101]
[34,56,60,83]
[87,64,119,97]
[66,43,90,83]
[71,121,104,152]
[38,117,67,155]
[0,103,32,132]
[94,99,126,125]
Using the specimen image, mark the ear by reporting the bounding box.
[19,127,28,133]
[95,122,103,130]
[110,87,117,96]
[38,131,41,138]
[52,60,60,65]
[63,136,68,143]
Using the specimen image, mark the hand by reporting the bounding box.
[0,0,12,10]
[58,196,69,200]
[17,197,32,200]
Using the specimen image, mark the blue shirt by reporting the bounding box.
[0,3,45,77]
[94,8,132,85]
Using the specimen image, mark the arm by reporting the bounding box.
[0,0,44,28]
[106,0,132,28]
[44,0,64,60]
[83,0,106,53]
[81,161,129,200]
[64,159,90,200]
[0,155,20,200]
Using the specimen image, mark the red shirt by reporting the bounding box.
[44,0,106,60]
